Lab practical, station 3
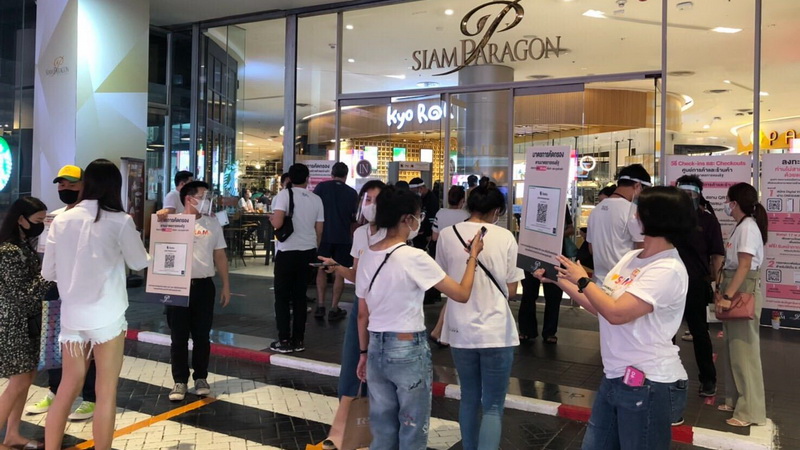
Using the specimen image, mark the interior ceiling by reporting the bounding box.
[149,0,349,26]
[192,0,800,162]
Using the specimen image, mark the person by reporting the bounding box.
[355,186,484,450]
[280,173,291,189]
[409,177,440,304]
[268,163,324,353]
[534,186,693,449]
[26,165,98,421]
[586,164,651,283]
[0,197,53,450]
[239,188,255,212]
[161,170,194,214]
[674,175,724,397]
[42,159,150,450]
[313,162,358,321]
[394,180,409,191]
[257,189,271,209]
[519,207,574,344]
[318,179,387,398]
[435,184,525,450]
[431,185,469,243]
[716,182,767,427]
[597,184,616,202]
[167,181,232,401]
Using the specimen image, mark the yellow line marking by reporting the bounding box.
[66,397,218,450]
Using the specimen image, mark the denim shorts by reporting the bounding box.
[59,314,127,358]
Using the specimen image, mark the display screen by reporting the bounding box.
[0,137,13,191]
[393,147,406,161]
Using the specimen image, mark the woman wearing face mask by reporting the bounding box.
[716,183,767,427]
[434,184,525,450]
[318,179,386,399]
[355,186,484,450]
[42,159,149,450]
[0,197,53,450]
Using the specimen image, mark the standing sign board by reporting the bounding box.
[145,214,195,307]
[665,155,752,240]
[517,146,572,280]
[305,160,336,192]
[761,154,800,326]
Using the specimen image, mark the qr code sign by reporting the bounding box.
[766,269,781,283]
[165,254,175,269]
[536,202,548,224]
[767,198,782,212]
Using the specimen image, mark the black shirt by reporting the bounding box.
[675,209,725,279]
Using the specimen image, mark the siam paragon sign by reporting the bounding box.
[410,0,563,75]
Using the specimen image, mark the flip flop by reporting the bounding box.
[544,336,558,345]
[726,418,752,427]
[717,404,735,412]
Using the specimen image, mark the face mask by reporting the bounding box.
[724,202,734,217]
[407,215,421,240]
[492,209,501,225]
[361,203,377,223]
[194,192,215,215]
[21,218,45,239]
[58,189,80,205]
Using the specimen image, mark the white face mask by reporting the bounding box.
[362,203,377,223]
[407,215,421,240]
[724,201,734,217]
[194,192,215,216]
[492,209,502,225]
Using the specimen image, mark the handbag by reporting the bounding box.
[327,383,372,450]
[713,268,756,321]
[274,188,294,242]
[37,299,63,370]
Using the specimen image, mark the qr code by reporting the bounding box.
[766,269,781,283]
[766,198,782,212]
[536,202,548,224]
[165,254,175,269]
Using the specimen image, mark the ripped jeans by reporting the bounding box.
[366,331,432,450]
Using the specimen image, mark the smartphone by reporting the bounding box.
[480,226,488,239]
[623,366,646,387]
[309,262,339,268]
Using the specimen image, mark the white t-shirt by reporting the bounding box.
[191,215,227,279]
[598,248,688,383]
[239,197,254,211]
[272,187,325,252]
[164,189,184,213]
[724,217,764,270]
[436,222,525,348]
[586,197,644,283]
[433,208,470,233]
[355,243,446,332]
[350,224,387,262]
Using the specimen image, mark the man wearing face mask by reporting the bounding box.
[586,164,651,284]
[167,181,231,401]
[674,175,724,398]
[26,165,98,420]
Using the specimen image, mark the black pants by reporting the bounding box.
[167,277,216,384]
[684,277,716,385]
[48,361,97,402]
[519,271,564,338]
[274,249,315,343]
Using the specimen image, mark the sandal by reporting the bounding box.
[717,404,734,412]
[726,418,752,427]
[544,336,558,345]
[519,334,532,343]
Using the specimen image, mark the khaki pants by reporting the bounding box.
[720,269,767,424]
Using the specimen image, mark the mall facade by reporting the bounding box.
[1,0,797,227]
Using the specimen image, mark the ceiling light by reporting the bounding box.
[238,131,243,134]
[416,81,439,88]
[711,27,742,34]
[345,24,354,30]
[527,75,552,80]
[247,142,254,146]
[723,80,731,84]
[347,58,355,63]
[583,10,607,18]
[703,125,710,129]
[760,91,769,96]
[444,9,454,15]
[180,137,190,141]
[704,89,730,94]
[668,70,695,77]
[385,74,407,80]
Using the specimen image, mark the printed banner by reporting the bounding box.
[145,214,195,307]
[37,213,57,254]
[121,158,146,231]
[517,146,571,280]
[305,160,336,192]
[761,154,800,326]
[665,155,752,240]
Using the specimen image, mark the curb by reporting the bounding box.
[126,329,775,450]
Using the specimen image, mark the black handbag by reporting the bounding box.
[274,188,295,242]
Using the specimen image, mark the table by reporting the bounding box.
[241,213,274,265]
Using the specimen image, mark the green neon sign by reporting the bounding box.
[0,137,12,191]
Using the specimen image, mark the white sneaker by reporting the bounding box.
[26,391,55,414]
[195,379,211,396]
[169,383,188,401]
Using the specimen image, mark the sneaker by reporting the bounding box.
[681,330,693,342]
[314,306,326,319]
[68,401,95,420]
[195,379,211,396]
[699,382,717,397]
[169,383,188,401]
[322,439,337,450]
[293,341,305,352]
[269,340,295,354]
[26,391,55,414]
[671,417,685,426]
[328,307,347,321]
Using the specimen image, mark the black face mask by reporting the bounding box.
[21,218,45,239]
[58,189,80,205]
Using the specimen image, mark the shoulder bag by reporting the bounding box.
[274,188,294,242]
[452,225,506,298]
[713,266,756,321]
[368,244,407,292]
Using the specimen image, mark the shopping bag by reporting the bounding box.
[327,384,372,450]
[37,300,62,371]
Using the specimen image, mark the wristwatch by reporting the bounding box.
[577,277,593,293]
[722,294,731,300]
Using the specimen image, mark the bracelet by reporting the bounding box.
[360,349,368,354]
[466,256,476,264]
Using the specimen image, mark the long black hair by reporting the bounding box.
[0,197,47,245]
[80,159,124,222]
[727,182,768,244]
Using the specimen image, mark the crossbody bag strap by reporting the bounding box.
[368,244,408,292]
[452,225,506,298]
[287,188,294,218]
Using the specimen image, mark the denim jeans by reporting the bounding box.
[582,376,688,450]
[451,346,515,450]
[367,331,432,450]
[338,297,365,399]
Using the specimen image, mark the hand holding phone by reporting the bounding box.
[309,262,339,268]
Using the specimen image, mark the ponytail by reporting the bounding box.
[753,203,768,244]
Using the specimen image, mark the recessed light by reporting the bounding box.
[347,58,355,63]
[583,10,606,18]
[238,131,243,134]
[345,24,354,30]
[760,91,769,96]
[704,89,730,94]
[444,9,454,16]
[527,75,552,80]
[711,27,742,34]
[247,142,254,146]
[668,70,695,77]
[703,125,711,129]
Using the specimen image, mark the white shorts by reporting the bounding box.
[59,315,127,358]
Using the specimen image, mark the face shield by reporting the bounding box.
[194,191,216,215]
